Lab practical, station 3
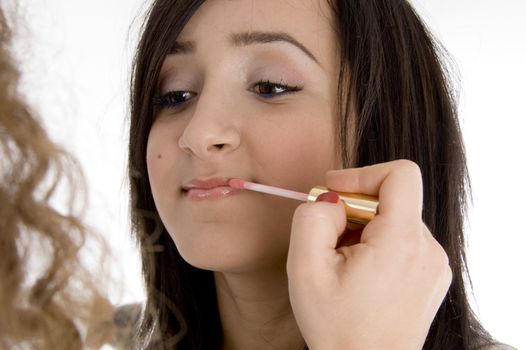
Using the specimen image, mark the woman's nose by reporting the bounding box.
[177,92,241,160]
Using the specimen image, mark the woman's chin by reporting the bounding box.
[168,221,291,273]
[177,240,288,274]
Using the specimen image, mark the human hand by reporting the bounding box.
[287,160,452,350]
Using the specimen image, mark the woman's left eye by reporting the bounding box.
[251,80,302,98]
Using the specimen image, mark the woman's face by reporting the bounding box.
[146,0,341,273]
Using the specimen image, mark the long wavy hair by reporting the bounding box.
[128,0,496,349]
[0,7,115,349]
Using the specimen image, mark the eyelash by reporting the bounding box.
[252,80,302,99]
[153,91,195,109]
[152,80,302,109]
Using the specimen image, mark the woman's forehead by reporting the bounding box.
[175,0,337,69]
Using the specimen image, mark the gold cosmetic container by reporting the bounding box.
[307,186,379,226]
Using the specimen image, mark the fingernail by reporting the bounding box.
[315,191,340,203]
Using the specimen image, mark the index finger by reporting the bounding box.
[326,160,424,225]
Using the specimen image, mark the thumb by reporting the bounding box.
[287,197,347,280]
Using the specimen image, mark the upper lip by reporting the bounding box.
[182,177,232,191]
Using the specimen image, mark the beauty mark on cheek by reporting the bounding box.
[157,153,162,159]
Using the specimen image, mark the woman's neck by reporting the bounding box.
[214,263,305,350]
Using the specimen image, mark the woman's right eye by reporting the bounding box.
[153,91,196,109]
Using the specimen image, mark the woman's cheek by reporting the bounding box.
[146,126,176,203]
[146,135,163,187]
[253,116,334,191]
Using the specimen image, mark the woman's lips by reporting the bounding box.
[185,186,240,200]
[182,177,242,201]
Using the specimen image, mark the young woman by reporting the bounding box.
[128,0,512,349]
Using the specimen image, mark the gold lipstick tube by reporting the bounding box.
[307,186,379,226]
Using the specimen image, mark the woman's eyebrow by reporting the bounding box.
[169,31,320,66]
[230,31,320,65]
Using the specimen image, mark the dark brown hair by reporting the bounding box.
[129,1,496,349]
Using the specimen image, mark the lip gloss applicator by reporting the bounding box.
[228,179,378,226]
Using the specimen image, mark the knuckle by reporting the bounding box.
[439,251,453,282]
[431,238,449,264]
[430,241,452,278]
[435,254,453,289]
[444,263,453,285]
[396,159,422,178]
[439,248,451,268]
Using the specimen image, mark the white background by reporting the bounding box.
[10,0,526,348]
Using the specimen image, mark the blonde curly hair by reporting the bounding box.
[0,7,121,349]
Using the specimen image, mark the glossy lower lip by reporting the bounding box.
[185,186,240,201]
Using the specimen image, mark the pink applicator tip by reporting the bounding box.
[228,178,247,189]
